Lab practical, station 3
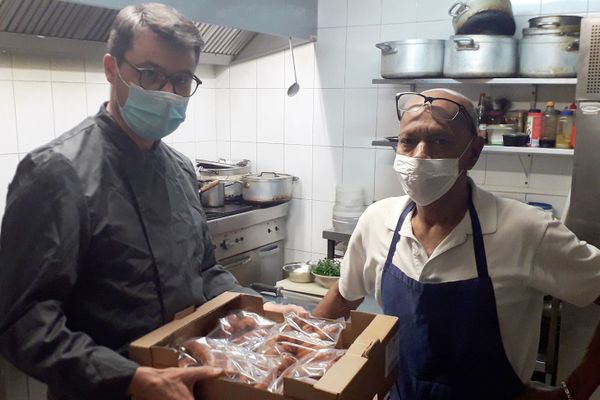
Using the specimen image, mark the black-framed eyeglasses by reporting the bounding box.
[121,58,202,97]
[396,92,477,135]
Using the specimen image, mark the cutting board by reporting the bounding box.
[276,278,329,297]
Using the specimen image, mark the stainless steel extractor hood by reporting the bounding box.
[0,0,317,65]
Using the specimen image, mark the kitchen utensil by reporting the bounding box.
[502,133,529,146]
[449,0,515,35]
[200,179,220,193]
[287,37,299,97]
[443,35,517,77]
[241,172,299,204]
[282,262,315,283]
[311,271,340,289]
[519,35,579,77]
[375,39,444,78]
[523,26,580,37]
[528,15,582,30]
[200,181,225,208]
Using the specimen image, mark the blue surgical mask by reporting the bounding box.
[116,70,189,141]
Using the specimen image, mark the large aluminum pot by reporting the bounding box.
[519,35,579,77]
[449,0,515,35]
[443,35,517,77]
[241,172,299,204]
[376,39,444,78]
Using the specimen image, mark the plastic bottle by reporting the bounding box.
[540,101,559,148]
[556,110,574,149]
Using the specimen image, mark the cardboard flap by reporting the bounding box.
[314,354,367,394]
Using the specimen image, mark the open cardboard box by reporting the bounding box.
[129,292,399,400]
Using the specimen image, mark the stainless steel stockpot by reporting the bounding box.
[443,35,517,77]
[376,39,444,78]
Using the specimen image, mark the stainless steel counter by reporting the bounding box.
[208,202,289,236]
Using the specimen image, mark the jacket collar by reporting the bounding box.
[383,178,498,236]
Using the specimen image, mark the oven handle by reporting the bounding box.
[222,255,253,269]
[258,243,281,257]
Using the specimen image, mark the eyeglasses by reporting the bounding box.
[121,58,202,97]
[395,92,477,135]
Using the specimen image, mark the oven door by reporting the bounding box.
[220,240,284,287]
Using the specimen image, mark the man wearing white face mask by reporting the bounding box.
[314,89,600,400]
[0,3,303,400]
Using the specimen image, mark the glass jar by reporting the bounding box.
[556,110,574,149]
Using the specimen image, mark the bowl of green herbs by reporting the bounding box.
[311,258,341,288]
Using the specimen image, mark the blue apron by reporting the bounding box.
[381,198,525,400]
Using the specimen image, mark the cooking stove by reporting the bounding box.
[206,200,289,287]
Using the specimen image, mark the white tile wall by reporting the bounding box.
[0,51,12,79]
[315,28,347,89]
[14,81,55,154]
[318,0,348,28]
[0,154,20,213]
[348,0,382,26]
[313,146,344,202]
[229,60,257,89]
[343,147,376,203]
[284,88,314,145]
[0,81,18,155]
[257,52,285,89]
[313,89,345,147]
[382,0,417,24]
[230,88,257,142]
[284,144,313,199]
[52,82,88,135]
[11,54,51,81]
[540,0,587,14]
[257,143,284,173]
[345,25,381,88]
[343,88,378,147]
[257,89,285,143]
[50,57,85,82]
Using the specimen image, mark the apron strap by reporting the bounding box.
[468,194,489,279]
[384,201,415,267]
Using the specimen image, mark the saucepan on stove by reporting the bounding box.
[241,172,299,204]
[199,180,225,208]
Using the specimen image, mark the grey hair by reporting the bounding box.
[107,3,204,64]
[422,88,479,136]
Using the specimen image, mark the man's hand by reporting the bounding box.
[514,386,566,400]
[128,366,223,400]
[263,301,309,316]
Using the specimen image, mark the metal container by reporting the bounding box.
[282,262,314,283]
[523,26,580,37]
[375,39,444,78]
[196,158,251,178]
[242,172,298,204]
[449,0,515,35]
[519,35,579,77]
[528,15,582,30]
[200,181,225,208]
[443,35,517,77]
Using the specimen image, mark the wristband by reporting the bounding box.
[561,381,574,400]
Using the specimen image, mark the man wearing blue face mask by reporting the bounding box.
[0,3,303,400]
[314,89,600,400]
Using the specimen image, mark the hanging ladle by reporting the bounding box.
[287,37,299,97]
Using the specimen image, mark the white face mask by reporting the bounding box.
[393,140,473,206]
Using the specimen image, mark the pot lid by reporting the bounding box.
[243,172,296,182]
[528,15,582,29]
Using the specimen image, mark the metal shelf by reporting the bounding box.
[371,139,574,157]
[372,77,577,85]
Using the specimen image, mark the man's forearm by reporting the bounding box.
[313,282,363,319]
[565,299,600,399]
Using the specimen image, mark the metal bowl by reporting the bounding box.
[282,262,314,283]
[311,272,340,289]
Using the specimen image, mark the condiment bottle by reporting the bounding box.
[527,109,543,147]
[556,110,574,149]
[476,92,488,143]
[540,101,559,148]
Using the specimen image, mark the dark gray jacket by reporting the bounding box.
[0,105,254,400]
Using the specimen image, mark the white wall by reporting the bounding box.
[212,0,594,263]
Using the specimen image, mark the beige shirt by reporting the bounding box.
[339,182,600,382]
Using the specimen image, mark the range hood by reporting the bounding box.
[0,0,317,65]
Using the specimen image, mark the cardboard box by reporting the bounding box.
[129,292,399,400]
